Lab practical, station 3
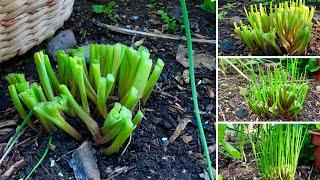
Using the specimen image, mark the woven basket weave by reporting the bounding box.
[0,0,74,63]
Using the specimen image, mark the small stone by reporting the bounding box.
[58,172,63,177]
[206,104,214,112]
[130,15,140,21]
[220,39,237,53]
[47,30,77,61]
[236,108,248,118]
[50,158,55,167]
[230,16,241,26]
[159,119,173,129]
[161,137,169,147]
[316,86,320,93]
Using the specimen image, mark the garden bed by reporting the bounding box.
[218,59,320,122]
[0,0,215,179]
[218,144,320,179]
[218,0,320,56]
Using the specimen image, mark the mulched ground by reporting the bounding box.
[218,0,320,56]
[218,70,320,122]
[0,0,215,179]
[218,144,320,179]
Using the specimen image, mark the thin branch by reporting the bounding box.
[93,19,215,44]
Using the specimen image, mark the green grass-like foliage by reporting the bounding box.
[6,43,164,155]
[244,60,308,118]
[234,0,315,55]
[253,124,305,180]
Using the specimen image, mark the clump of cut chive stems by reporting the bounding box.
[243,59,308,118]
[250,124,305,180]
[6,43,162,155]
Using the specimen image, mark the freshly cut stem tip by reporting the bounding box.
[132,111,144,125]
[101,102,122,135]
[102,117,134,155]
[34,51,54,100]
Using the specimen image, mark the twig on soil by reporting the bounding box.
[2,158,26,177]
[93,19,216,44]
[121,135,132,156]
[56,149,77,161]
[218,105,226,121]
[308,165,314,180]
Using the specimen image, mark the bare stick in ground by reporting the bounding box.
[93,20,215,44]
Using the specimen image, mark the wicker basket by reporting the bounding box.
[0,0,74,63]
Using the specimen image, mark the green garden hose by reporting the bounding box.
[180,1,215,179]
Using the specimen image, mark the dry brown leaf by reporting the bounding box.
[207,86,215,98]
[169,119,191,144]
[176,45,215,70]
[181,135,193,144]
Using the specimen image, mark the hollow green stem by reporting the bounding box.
[120,87,139,110]
[142,58,164,104]
[34,51,54,100]
[59,85,102,142]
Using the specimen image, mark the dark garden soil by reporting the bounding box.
[218,0,320,56]
[0,0,215,179]
[218,145,320,179]
[218,72,320,122]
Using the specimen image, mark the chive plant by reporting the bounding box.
[252,124,305,180]
[243,60,308,118]
[234,0,314,55]
[6,43,163,155]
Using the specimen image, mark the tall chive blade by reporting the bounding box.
[111,43,124,77]
[105,74,115,102]
[105,44,114,75]
[97,77,107,117]
[89,44,97,84]
[56,50,65,82]
[43,54,60,93]
[92,59,101,90]
[125,47,141,94]
[120,87,138,110]
[100,44,108,76]
[7,85,36,130]
[31,83,47,102]
[132,56,152,98]
[34,51,54,100]
[59,85,102,142]
[118,51,129,98]
[141,58,164,104]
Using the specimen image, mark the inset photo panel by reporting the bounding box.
[217,123,320,179]
[217,58,319,122]
[218,0,318,56]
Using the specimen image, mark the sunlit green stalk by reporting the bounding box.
[142,58,164,104]
[34,51,54,100]
[34,102,83,141]
[120,87,139,110]
[59,85,102,142]
[132,56,152,98]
